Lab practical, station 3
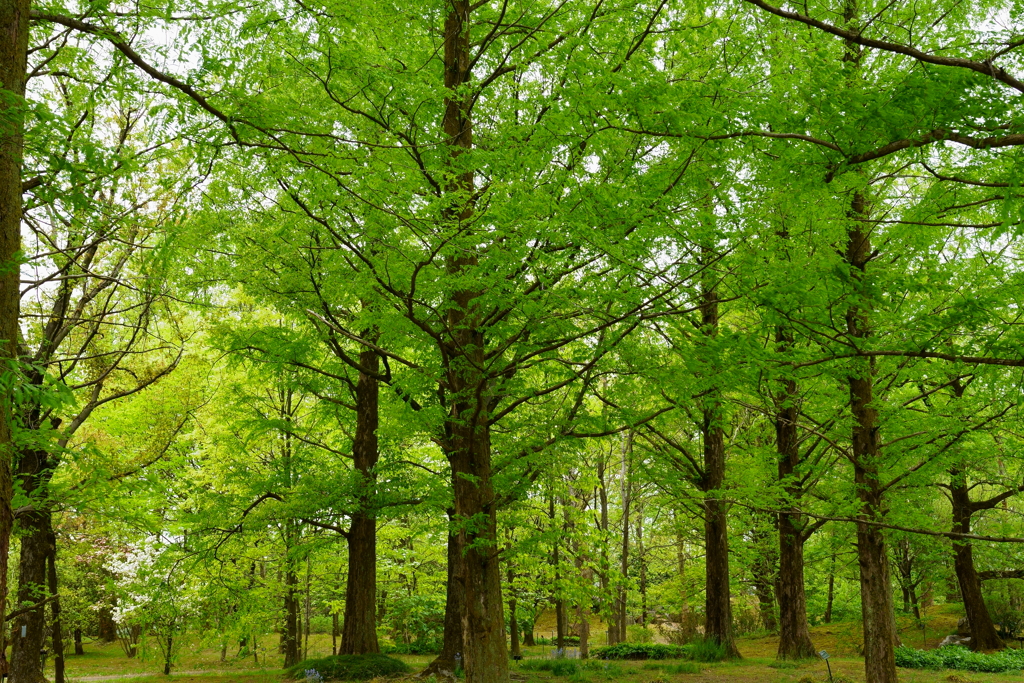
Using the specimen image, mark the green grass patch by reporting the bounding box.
[590,643,689,660]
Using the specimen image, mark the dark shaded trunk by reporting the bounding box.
[845,198,899,683]
[11,448,53,683]
[47,530,65,683]
[332,612,339,655]
[73,628,83,656]
[283,565,301,668]
[774,355,815,659]
[509,592,521,658]
[699,269,739,659]
[98,607,116,642]
[637,508,648,627]
[551,494,565,650]
[597,456,614,644]
[612,435,631,645]
[163,636,172,675]
[422,511,466,677]
[950,470,1004,650]
[340,348,380,655]
[0,1,29,672]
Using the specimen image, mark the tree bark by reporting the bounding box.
[340,347,380,655]
[439,3,508,680]
[0,2,29,674]
[422,511,466,677]
[10,448,53,683]
[47,530,65,683]
[950,469,1004,650]
[774,349,816,659]
[612,434,631,645]
[699,263,739,659]
[283,562,301,668]
[845,196,899,683]
[73,628,83,656]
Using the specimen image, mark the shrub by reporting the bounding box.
[520,659,580,676]
[380,640,441,655]
[894,645,1024,673]
[284,654,411,681]
[688,637,727,663]
[591,643,689,660]
[626,625,654,644]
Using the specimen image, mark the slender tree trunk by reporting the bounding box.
[699,263,739,659]
[47,530,65,683]
[509,591,521,658]
[824,554,835,624]
[950,470,1003,650]
[163,636,172,675]
[332,612,339,656]
[598,456,614,644]
[283,564,301,668]
[423,511,466,677]
[303,556,311,660]
[613,434,632,644]
[637,507,648,627]
[774,346,816,659]
[0,2,29,672]
[73,628,83,656]
[845,194,899,683]
[340,349,381,655]
[551,494,566,650]
[11,448,53,683]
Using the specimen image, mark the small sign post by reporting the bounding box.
[819,650,834,683]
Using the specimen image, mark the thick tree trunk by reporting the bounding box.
[0,2,29,672]
[950,471,1004,650]
[422,512,466,677]
[845,203,899,683]
[11,448,53,683]
[509,592,521,658]
[775,361,816,659]
[699,270,739,659]
[440,3,508,680]
[340,347,380,655]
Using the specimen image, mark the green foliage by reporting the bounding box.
[520,659,580,676]
[626,625,654,643]
[591,643,689,660]
[894,645,1024,673]
[687,637,728,663]
[284,654,411,681]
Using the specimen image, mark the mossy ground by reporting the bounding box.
[40,604,1024,682]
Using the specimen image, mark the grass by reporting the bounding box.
[43,603,1024,683]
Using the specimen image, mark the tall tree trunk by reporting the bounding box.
[0,1,29,672]
[508,585,521,659]
[73,628,83,656]
[699,261,739,659]
[950,469,1004,650]
[598,455,614,644]
[845,193,899,683]
[636,506,648,627]
[47,530,65,683]
[824,553,836,624]
[340,347,380,655]
[10,448,53,683]
[423,511,466,677]
[551,494,565,650]
[441,4,508,680]
[774,343,816,659]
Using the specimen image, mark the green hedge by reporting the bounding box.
[894,645,1024,673]
[284,654,411,681]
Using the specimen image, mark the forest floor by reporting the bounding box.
[46,604,1024,683]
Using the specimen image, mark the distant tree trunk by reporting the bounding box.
[597,454,613,644]
[47,531,65,683]
[774,322,816,660]
[699,264,739,659]
[0,0,29,673]
[824,554,836,624]
[950,468,1004,650]
[845,192,899,683]
[11,448,54,683]
[340,347,380,655]
[163,636,172,675]
[509,591,521,658]
[636,505,648,626]
[73,629,83,656]
[612,434,632,645]
[551,495,566,650]
[422,511,465,677]
[331,612,339,656]
[303,556,311,660]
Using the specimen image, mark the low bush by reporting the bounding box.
[380,640,440,655]
[688,637,728,663]
[626,625,654,644]
[520,659,579,676]
[894,645,1024,673]
[591,643,690,660]
[285,654,411,681]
